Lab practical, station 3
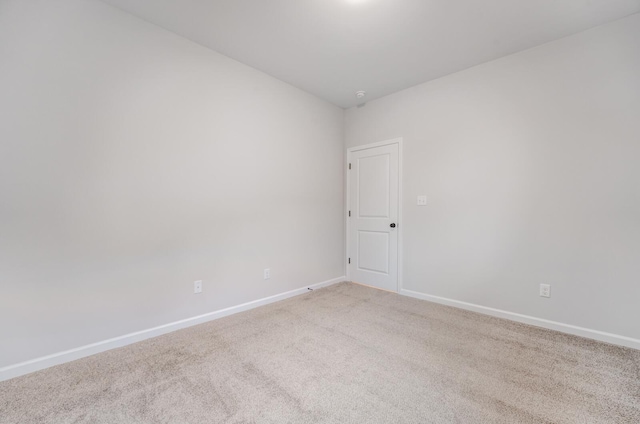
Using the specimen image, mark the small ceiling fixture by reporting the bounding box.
[356,91,366,99]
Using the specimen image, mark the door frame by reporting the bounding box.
[346,138,403,293]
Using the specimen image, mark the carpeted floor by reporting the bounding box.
[1,282,639,423]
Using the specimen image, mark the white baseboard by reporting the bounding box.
[0,276,345,382]
[400,288,640,351]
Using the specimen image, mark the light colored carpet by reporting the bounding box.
[1,282,639,423]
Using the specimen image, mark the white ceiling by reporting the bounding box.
[101,0,640,108]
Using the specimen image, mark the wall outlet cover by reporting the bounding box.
[539,284,551,298]
[417,195,427,206]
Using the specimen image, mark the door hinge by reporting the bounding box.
[348,258,351,264]
[348,163,351,170]
[348,210,351,217]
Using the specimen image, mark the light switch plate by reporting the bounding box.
[417,195,427,206]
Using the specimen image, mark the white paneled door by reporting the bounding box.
[348,142,399,292]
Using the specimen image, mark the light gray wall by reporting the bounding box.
[346,14,640,340]
[0,0,344,368]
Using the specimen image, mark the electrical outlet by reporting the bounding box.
[194,280,202,294]
[539,284,550,298]
[263,269,270,280]
[417,195,427,206]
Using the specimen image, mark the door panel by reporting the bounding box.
[358,155,390,218]
[348,143,399,292]
[358,231,389,273]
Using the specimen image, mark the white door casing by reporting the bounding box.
[347,140,401,292]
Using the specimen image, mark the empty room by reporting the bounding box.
[1,0,639,422]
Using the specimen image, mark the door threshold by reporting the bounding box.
[350,281,398,293]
